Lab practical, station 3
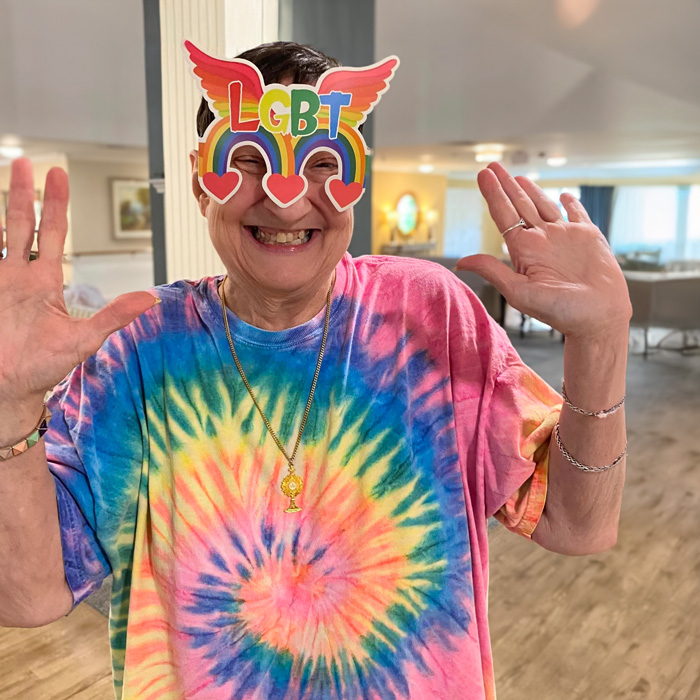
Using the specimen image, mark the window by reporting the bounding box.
[686,186,700,260]
[542,187,581,220]
[608,186,700,263]
[443,187,482,258]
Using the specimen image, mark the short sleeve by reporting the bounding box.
[486,347,562,538]
[45,327,147,611]
[444,271,562,539]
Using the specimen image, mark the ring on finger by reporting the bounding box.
[500,217,529,237]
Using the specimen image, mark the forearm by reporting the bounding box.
[0,399,68,626]
[532,327,629,555]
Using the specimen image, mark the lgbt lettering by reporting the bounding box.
[184,40,400,211]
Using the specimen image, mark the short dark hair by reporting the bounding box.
[196,41,341,138]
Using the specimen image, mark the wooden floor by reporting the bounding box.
[0,604,112,699]
[1,335,698,700]
[489,334,700,700]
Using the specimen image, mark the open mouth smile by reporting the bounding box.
[244,225,317,247]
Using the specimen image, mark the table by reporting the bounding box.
[624,271,700,357]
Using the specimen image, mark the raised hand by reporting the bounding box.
[456,162,632,340]
[0,159,158,412]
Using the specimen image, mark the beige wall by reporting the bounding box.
[372,174,503,259]
[372,171,448,255]
[67,157,151,255]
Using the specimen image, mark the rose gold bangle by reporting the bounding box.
[561,381,625,418]
[0,404,52,461]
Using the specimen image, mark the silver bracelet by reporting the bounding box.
[561,381,625,418]
[554,421,627,473]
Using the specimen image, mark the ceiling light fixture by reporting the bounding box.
[546,156,568,167]
[0,145,24,159]
[475,143,505,164]
[418,163,435,174]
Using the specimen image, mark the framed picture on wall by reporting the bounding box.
[111,179,152,240]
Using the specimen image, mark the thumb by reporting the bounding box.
[75,291,160,360]
[455,254,522,296]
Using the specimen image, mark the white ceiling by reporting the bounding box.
[4,0,700,182]
[0,0,147,152]
[374,0,700,180]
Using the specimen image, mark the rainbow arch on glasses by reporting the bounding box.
[185,39,399,211]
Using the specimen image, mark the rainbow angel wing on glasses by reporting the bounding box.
[183,40,400,210]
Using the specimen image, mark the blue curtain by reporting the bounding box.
[580,185,615,240]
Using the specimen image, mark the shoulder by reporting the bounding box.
[349,254,483,308]
[131,275,223,335]
[146,276,219,304]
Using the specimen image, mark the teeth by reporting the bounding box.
[250,227,312,246]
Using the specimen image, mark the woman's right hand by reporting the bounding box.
[0,158,158,411]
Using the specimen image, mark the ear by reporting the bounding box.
[189,149,209,217]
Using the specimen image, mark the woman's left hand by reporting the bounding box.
[455,163,632,340]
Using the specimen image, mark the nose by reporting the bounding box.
[261,191,314,225]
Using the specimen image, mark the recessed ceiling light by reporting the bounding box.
[0,145,24,159]
[475,143,505,164]
[418,163,435,174]
[475,152,504,163]
[546,156,568,167]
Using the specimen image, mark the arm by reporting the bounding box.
[0,158,157,626]
[0,398,74,627]
[456,162,633,556]
[532,329,628,555]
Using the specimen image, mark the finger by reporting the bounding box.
[477,168,524,237]
[455,253,526,298]
[487,162,544,227]
[35,167,69,264]
[75,292,160,361]
[514,176,562,222]
[561,193,593,225]
[4,158,36,261]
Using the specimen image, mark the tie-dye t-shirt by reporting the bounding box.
[46,253,561,700]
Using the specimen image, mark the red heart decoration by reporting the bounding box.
[328,180,364,210]
[202,171,241,203]
[265,174,307,206]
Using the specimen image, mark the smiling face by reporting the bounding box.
[191,142,353,299]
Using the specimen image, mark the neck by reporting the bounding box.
[220,272,335,331]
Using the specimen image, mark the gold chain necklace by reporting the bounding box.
[218,273,335,513]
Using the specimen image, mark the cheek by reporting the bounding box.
[335,210,354,238]
[210,184,260,233]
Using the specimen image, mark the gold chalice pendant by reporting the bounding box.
[281,472,303,513]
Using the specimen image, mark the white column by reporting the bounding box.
[159,0,278,282]
[225,0,279,58]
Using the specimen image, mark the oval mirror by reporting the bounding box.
[396,193,419,235]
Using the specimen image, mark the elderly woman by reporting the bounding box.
[0,42,630,700]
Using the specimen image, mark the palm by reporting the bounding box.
[0,159,157,405]
[457,164,632,339]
